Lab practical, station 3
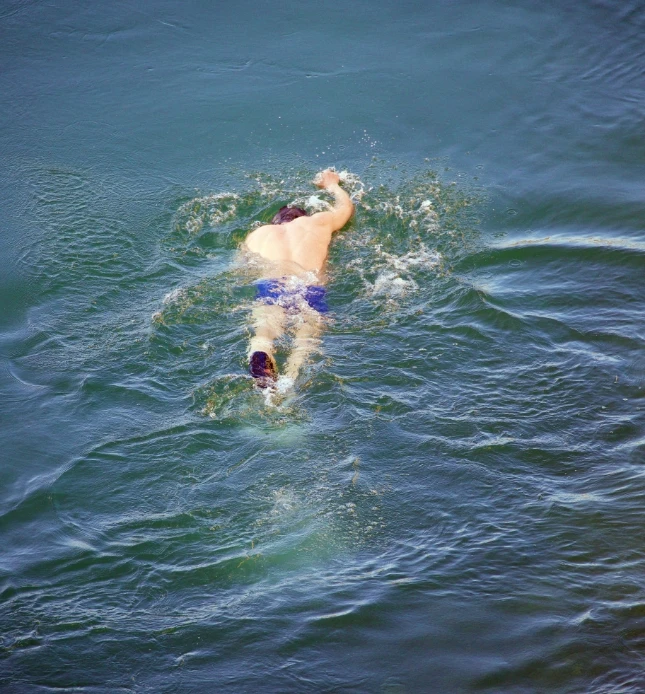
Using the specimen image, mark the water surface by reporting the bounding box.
[2,1,645,692]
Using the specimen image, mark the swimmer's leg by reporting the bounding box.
[284,309,322,381]
[249,303,285,384]
[249,303,285,355]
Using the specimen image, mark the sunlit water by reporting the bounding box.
[2,1,645,692]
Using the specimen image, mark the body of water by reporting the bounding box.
[1,1,644,691]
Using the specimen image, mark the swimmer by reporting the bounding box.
[243,169,354,388]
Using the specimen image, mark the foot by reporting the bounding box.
[249,351,278,388]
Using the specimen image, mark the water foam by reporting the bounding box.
[338,170,368,203]
[177,192,240,236]
[262,375,295,408]
[347,241,443,301]
[162,287,185,305]
[371,272,418,298]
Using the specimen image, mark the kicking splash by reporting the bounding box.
[153,164,483,418]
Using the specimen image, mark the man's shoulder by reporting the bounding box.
[286,214,334,235]
[244,224,282,253]
[247,223,281,239]
[251,223,281,232]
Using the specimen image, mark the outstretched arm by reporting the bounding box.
[312,170,354,232]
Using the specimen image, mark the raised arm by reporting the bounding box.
[312,170,354,232]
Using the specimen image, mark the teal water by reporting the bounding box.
[2,1,645,692]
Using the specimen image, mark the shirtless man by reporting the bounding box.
[243,170,354,387]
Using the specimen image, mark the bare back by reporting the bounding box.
[244,215,334,276]
[243,175,354,279]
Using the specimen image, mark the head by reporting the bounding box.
[272,206,309,225]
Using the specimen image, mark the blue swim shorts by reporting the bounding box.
[254,278,329,313]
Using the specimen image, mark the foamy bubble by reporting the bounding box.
[351,242,443,303]
[338,170,367,203]
[263,387,274,407]
[290,192,331,212]
[275,375,295,393]
[378,246,443,272]
[371,271,418,298]
[270,488,299,516]
[177,192,239,235]
[262,376,294,407]
[162,287,185,305]
[305,195,330,212]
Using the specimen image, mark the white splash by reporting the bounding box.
[262,375,295,407]
[275,375,295,393]
[352,242,443,301]
[377,246,443,272]
[338,170,368,203]
[270,488,299,516]
[370,271,418,298]
[305,195,331,212]
[162,287,185,305]
[177,192,239,235]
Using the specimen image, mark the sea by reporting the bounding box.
[1,1,644,691]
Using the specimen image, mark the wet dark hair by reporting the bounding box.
[272,206,309,224]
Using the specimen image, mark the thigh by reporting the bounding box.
[292,306,322,341]
[251,302,286,339]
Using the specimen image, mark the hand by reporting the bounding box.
[314,169,341,189]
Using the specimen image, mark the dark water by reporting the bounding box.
[2,1,645,692]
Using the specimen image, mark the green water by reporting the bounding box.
[2,1,645,692]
